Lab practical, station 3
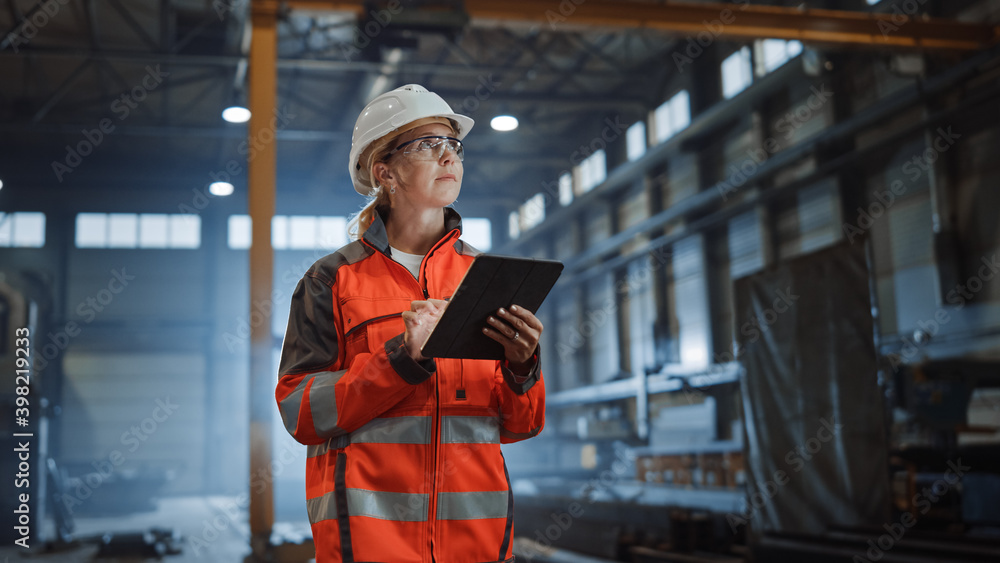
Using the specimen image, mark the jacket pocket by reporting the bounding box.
[343,323,369,360]
[366,314,405,354]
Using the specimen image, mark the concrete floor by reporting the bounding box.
[0,496,312,563]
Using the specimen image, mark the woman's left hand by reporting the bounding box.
[483,304,543,372]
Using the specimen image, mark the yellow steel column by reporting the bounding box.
[248,0,278,559]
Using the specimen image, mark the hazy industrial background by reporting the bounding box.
[1,0,999,561]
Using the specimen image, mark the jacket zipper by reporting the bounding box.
[417,230,457,563]
[362,230,460,563]
[416,228,459,299]
[430,367,440,562]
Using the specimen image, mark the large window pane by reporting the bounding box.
[139,214,169,248]
[318,217,347,249]
[228,215,252,249]
[107,213,138,248]
[169,214,200,248]
[289,215,318,249]
[722,46,753,99]
[462,218,492,251]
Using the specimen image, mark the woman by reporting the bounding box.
[276,84,546,563]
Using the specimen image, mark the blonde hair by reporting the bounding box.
[348,117,459,240]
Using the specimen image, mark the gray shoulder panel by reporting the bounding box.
[307,241,374,284]
[454,239,483,257]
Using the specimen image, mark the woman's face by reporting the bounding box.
[383,123,464,210]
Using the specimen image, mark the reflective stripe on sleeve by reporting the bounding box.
[278,370,348,439]
[307,417,430,458]
[440,416,500,444]
[436,491,510,520]
[307,370,348,438]
[307,489,430,523]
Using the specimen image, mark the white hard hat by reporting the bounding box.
[349,84,474,196]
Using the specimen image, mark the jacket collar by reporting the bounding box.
[363,207,463,255]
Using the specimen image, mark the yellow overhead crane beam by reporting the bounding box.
[287,0,1000,51]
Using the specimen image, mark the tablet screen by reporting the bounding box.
[420,254,563,360]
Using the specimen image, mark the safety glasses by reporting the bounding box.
[388,136,465,162]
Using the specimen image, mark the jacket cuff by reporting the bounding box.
[385,333,436,385]
[501,346,541,395]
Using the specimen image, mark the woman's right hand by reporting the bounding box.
[401,298,448,362]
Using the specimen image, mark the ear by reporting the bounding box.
[372,161,395,186]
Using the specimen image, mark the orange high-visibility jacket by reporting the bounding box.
[276,209,545,563]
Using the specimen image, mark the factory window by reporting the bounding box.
[575,149,606,194]
[519,193,546,233]
[108,213,138,247]
[672,235,711,366]
[508,210,520,240]
[721,46,753,99]
[0,212,45,248]
[728,210,765,279]
[227,215,348,250]
[228,215,252,250]
[652,90,690,144]
[558,172,573,206]
[626,120,647,161]
[461,218,492,251]
[75,213,200,249]
[754,39,803,76]
[139,214,168,247]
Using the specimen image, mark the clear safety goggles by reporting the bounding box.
[388,136,465,162]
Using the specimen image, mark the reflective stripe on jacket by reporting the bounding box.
[276,208,545,563]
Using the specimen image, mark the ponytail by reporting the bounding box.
[348,191,390,240]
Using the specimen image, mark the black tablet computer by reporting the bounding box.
[420,254,564,360]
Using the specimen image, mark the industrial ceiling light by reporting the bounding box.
[209,182,235,196]
[491,115,518,132]
[0,178,4,191]
[222,106,251,124]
